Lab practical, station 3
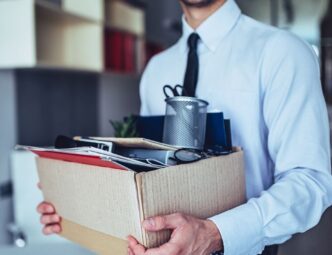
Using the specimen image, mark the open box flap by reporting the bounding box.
[135,173,147,245]
[137,150,246,248]
[36,158,143,243]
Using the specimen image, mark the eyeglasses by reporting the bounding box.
[172,147,233,164]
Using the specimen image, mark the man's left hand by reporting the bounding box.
[127,213,223,255]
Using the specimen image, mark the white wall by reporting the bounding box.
[237,0,328,44]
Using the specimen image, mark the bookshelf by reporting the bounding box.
[0,0,147,73]
[36,2,103,71]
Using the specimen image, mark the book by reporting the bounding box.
[123,32,135,73]
[104,29,137,73]
[108,30,124,71]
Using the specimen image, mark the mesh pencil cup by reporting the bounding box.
[162,96,209,150]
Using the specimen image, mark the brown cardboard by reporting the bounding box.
[36,147,245,254]
[61,219,127,255]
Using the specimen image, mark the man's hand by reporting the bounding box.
[127,213,223,255]
[36,183,61,235]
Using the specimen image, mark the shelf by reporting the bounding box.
[36,3,103,71]
[0,0,146,73]
[102,70,141,80]
[104,0,145,37]
[14,66,142,80]
[35,0,103,24]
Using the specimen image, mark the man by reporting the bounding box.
[37,0,332,254]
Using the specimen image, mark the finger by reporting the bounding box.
[37,202,55,214]
[127,236,146,255]
[130,243,146,255]
[142,213,186,232]
[42,224,61,235]
[144,242,180,255]
[128,247,134,255]
[40,214,61,225]
[127,235,138,247]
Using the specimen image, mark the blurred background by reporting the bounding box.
[0,0,332,254]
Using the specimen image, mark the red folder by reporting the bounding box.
[32,150,127,171]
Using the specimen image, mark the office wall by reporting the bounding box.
[98,73,141,137]
[15,69,99,146]
[237,0,328,44]
[144,0,182,47]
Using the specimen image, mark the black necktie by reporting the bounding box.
[182,33,200,97]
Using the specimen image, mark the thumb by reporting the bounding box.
[142,213,186,232]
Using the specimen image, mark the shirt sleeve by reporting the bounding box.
[139,58,155,116]
[209,31,332,255]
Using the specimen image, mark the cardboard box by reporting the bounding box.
[36,142,245,255]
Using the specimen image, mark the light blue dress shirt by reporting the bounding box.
[139,0,332,254]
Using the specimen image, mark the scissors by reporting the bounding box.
[163,84,184,98]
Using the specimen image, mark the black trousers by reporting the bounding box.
[262,245,279,255]
[211,245,278,255]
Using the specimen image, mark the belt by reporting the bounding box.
[262,245,279,255]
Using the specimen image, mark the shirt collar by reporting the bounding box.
[180,0,241,53]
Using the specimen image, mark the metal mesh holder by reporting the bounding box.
[163,96,209,149]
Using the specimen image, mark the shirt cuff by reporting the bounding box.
[209,200,265,255]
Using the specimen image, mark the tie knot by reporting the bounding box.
[188,33,200,50]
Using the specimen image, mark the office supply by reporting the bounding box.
[83,137,177,151]
[77,137,114,152]
[163,97,208,149]
[134,113,229,150]
[205,112,227,150]
[17,137,176,172]
[171,147,233,164]
[135,115,164,142]
[55,135,114,152]
[163,84,184,98]
[114,147,176,166]
[16,146,127,170]
[172,148,207,164]
[224,119,233,150]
